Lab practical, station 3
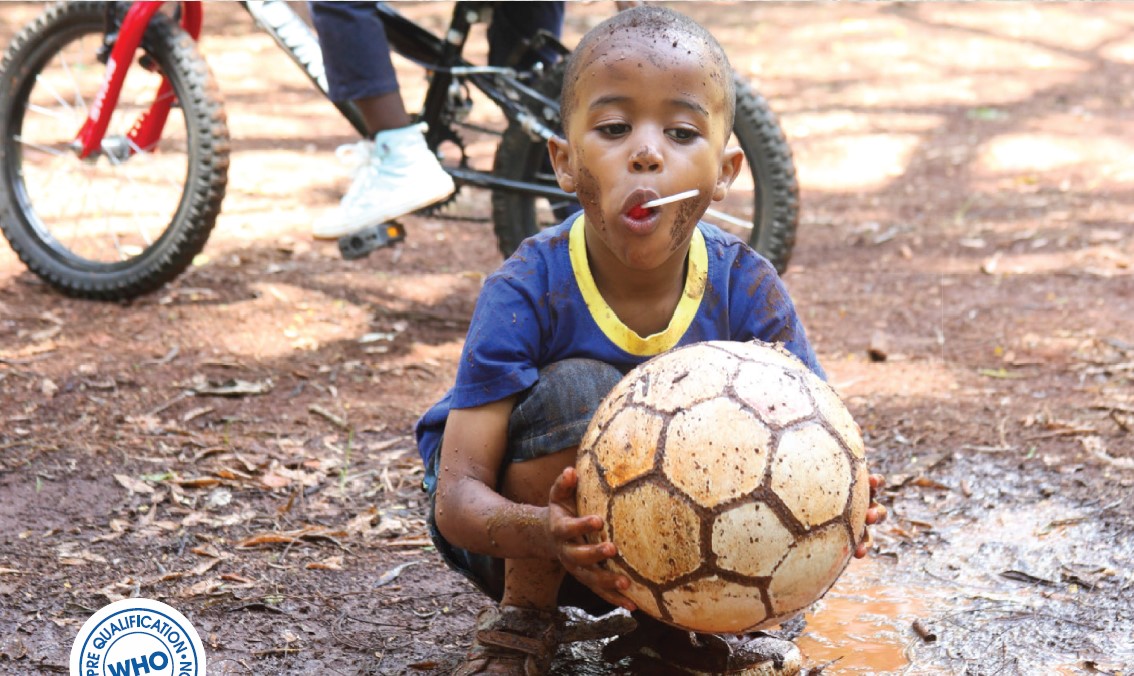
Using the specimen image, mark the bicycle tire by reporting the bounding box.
[491,66,800,273]
[0,2,229,300]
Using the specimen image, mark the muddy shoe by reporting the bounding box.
[559,606,638,643]
[455,605,559,676]
[603,613,801,675]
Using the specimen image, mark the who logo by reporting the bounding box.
[70,598,205,676]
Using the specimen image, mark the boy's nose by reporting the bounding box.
[629,145,662,173]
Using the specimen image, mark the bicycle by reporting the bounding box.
[0,0,801,301]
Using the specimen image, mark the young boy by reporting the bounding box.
[415,6,885,675]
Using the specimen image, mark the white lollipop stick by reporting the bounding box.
[640,189,700,209]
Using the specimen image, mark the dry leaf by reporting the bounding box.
[911,476,951,490]
[375,560,419,586]
[191,558,223,577]
[114,474,155,495]
[174,476,221,489]
[305,556,344,571]
[191,376,273,397]
[260,473,291,489]
[190,544,224,558]
[346,509,378,535]
[238,533,299,548]
[40,378,58,398]
[220,573,255,586]
[182,578,223,597]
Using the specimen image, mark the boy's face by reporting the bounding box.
[549,35,742,271]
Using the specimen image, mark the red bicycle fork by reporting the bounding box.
[73,1,202,159]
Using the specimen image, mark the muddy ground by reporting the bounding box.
[1,2,1133,675]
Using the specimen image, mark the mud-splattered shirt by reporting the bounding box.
[416,214,823,468]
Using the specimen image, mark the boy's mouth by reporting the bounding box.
[622,188,701,222]
[622,189,661,225]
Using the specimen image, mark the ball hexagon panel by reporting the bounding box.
[771,423,852,528]
[713,339,807,374]
[848,460,871,543]
[768,523,853,616]
[630,346,736,414]
[664,397,772,508]
[712,500,794,577]
[575,452,609,539]
[608,559,663,620]
[611,481,702,584]
[734,361,814,428]
[810,381,865,459]
[588,405,665,489]
[662,575,769,634]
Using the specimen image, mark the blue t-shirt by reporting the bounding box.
[415,215,824,468]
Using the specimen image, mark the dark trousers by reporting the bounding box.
[310,1,565,103]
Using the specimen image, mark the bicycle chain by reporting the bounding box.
[420,124,493,222]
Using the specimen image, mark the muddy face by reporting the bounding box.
[574,165,605,232]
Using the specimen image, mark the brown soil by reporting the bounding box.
[2,3,1132,675]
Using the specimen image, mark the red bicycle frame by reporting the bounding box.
[73,1,203,159]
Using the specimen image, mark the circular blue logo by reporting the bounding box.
[69,598,205,676]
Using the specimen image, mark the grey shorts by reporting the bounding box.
[424,358,624,608]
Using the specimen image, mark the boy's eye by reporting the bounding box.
[667,128,699,142]
[598,123,630,137]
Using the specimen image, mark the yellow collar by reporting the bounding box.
[569,215,707,356]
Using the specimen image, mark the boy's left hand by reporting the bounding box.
[547,467,638,612]
[854,473,888,558]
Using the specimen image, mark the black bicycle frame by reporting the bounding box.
[238,0,570,201]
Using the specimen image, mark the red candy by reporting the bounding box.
[627,204,650,220]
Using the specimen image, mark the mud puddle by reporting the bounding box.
[549,482,1132,675]
[796,561,926,673]
[800,479,1134,674]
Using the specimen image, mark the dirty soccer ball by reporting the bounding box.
[575,340,870,634]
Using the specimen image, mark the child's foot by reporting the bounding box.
[313,123,455,240]
[454,604,559,676]
[602,613,802,675]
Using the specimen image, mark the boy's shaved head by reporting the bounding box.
[560,6,735,133]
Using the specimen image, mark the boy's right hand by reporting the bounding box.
[547,467,638,612]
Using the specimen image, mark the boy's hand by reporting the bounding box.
[854,473,888,558]
[547,467,638,612]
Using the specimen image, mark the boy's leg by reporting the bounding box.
[497,448,575,611]
[431,359,624,675]
[487,1,580,223]
[425,358,625,607]
[308,2,454,239]
[488,2,566,69]
[309,1,400,105]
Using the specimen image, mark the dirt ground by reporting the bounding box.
[2,2,1133,675]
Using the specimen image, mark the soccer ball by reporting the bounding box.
[575,340,869,634]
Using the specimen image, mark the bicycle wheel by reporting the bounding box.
[491,65,800,274]
[0,2,229,300]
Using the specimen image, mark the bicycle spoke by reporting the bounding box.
[60,39,90,114]
[24,102,73,123]
[33,71,78,114]
[105,142,158,252]
[13,134,68,157]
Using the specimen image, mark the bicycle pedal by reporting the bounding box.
[337,222,406,260]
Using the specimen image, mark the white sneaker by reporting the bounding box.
[313,123,456,240]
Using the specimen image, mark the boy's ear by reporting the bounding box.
[547,135,576,194]
[712,146,745,202]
